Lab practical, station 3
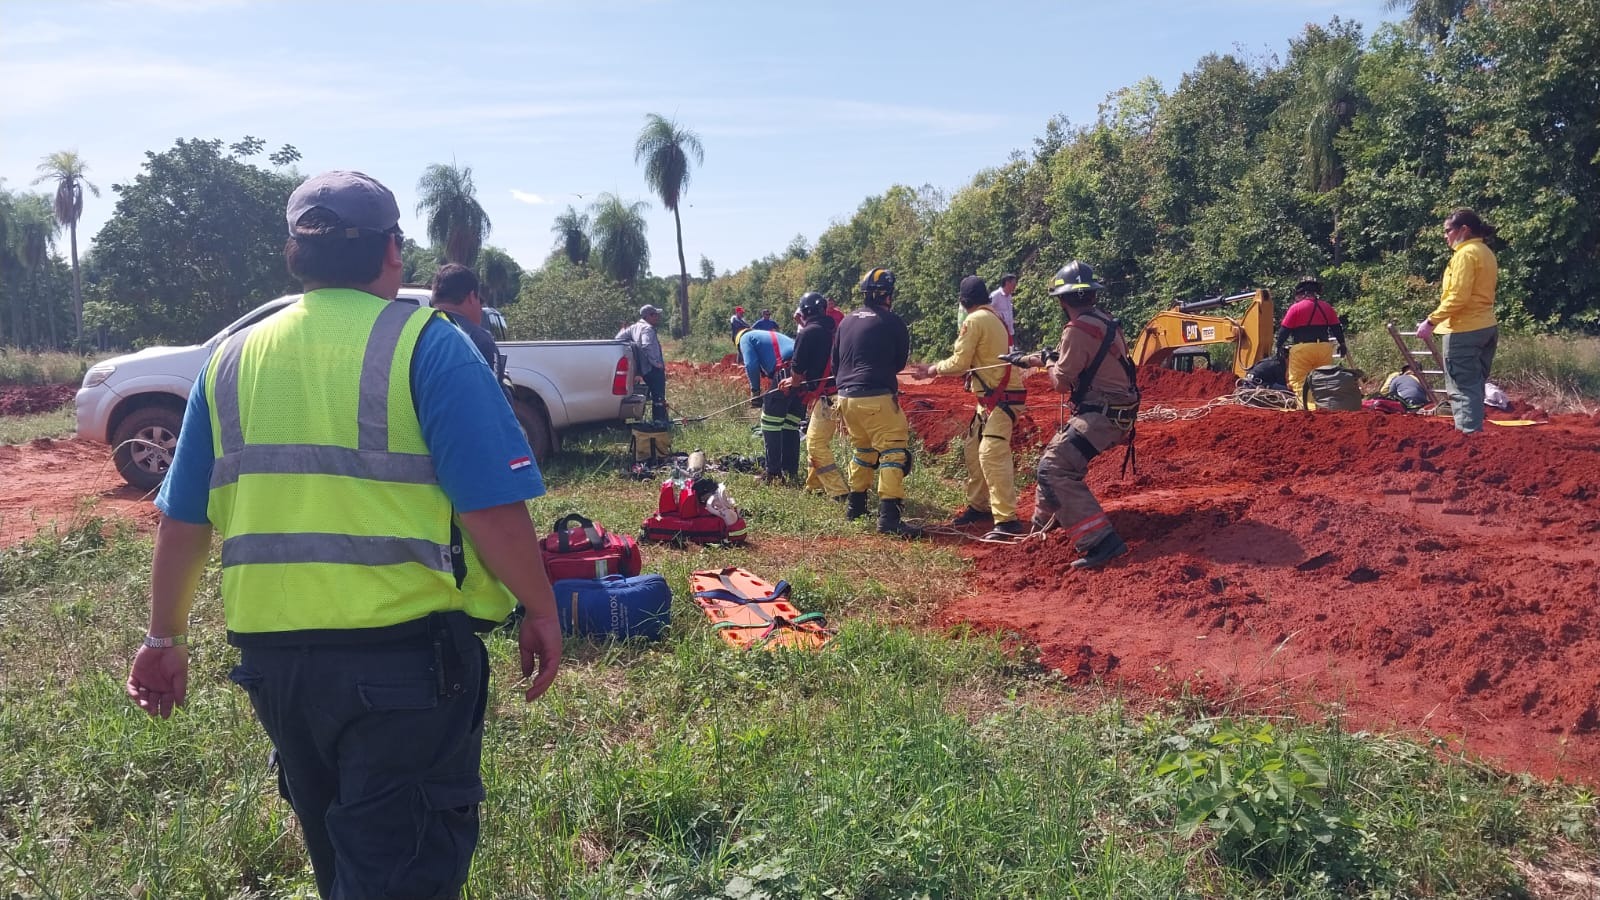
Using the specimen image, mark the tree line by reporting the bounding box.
[693,0,1598,359]
[9,0,1592,358]
[2,109,707,350]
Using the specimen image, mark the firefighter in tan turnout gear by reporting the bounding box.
[1006,261,1140,568]
[912,275,1024,540]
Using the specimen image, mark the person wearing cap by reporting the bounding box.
[431,262,504,376]
[912,276,1024,538]
[728,306,748,344]
[989,273,1018,350]
[736,322,796,407]
[1274,277,1348,408]
[1006,260,1140,569]
[751,308,779,332]
[617,305,667,423]
[125,170,563,898]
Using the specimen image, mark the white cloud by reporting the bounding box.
[0,21,84,48]
[0,52,358,119]
[509,189,549,205]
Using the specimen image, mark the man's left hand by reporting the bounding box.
[910,364,934,379]
[518,613,563,702]
[1416,319,1436,341]
[127,644,189,719]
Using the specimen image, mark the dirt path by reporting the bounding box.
[900,369,1600,782]
[0,438,160,545]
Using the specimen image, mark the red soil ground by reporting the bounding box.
[0,437,161,546]
[0,383,76,416]
[901,366,1600,782]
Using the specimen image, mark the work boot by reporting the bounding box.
[985,519,1026,539]
[1071,533,1130,569]
[845,492,869,520]
[948,506,993,527]
[876,499,925,539]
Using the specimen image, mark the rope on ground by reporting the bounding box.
[1136,381,1300,422]
[918,514,1060,546]
[670,386,779,425]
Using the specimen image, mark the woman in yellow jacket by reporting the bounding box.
[1418,208,1498,433]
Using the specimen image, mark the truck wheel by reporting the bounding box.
[112,406,183,491]
[511,396,556,465]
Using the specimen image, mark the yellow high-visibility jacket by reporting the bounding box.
[1428,238,1498,334]
[205,289,512,635]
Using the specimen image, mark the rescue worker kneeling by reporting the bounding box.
[833,267,923,538]
[1007,261,1140,569]
[912,275,1023,540]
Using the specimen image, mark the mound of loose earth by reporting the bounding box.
[0,383,76,416]
[905,367,1600,782]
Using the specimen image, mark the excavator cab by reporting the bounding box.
[1131,289,1275,379]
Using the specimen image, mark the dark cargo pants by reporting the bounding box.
[1033,411,1131,551]
[228,612,489,900]
[1441,325,1498,433]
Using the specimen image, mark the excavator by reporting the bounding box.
[1130,289,1275,379]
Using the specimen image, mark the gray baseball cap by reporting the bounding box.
[640,305,663,318]
[286,170,401,238]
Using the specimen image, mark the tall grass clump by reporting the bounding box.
[1490,333,1600,412]
[0,405,75,445]
[0,350,101,386]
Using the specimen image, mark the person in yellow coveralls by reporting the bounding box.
[832,267,923,538]
[781,291,849,499]
[912,275,1024,539]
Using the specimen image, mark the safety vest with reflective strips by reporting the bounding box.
[204,289,513,634]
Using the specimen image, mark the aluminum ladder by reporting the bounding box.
[1385,321,1450,406]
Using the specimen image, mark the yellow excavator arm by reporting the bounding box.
[1131,289,1275,379]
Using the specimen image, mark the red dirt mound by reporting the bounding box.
[919,366,1600,782]
[664,354,743,377]
[0,383,75,416]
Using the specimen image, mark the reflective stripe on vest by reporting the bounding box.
[206,290,512,634]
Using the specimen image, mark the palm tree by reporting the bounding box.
[1286,36,1360,263]
[476,246,523,308]
[33,150,99,349]
[14,195,60,348]
[550,206,592,265]
[634,114,703,336]
[416,162,491,266]
[1382,0,1474,41]
[588,193,651,294]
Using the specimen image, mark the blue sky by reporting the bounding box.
[1,0,1397,277]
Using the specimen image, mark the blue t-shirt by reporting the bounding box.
[738,328,795,393]
[156,316,543,525]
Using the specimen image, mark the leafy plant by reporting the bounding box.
[1152,719,1366,872]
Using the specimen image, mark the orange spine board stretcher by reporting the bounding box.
[689,567,834,651]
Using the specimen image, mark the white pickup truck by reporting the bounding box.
[76,287,646,489]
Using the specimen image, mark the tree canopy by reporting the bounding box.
[697,0,1600,356]
[89,138,299,346]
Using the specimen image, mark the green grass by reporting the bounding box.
[1339,332,1600,413]
[0,350,100,386]
[0,402,75,445]
[3,396,1598,896]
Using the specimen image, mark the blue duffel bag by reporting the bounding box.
[551,574,672,640]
